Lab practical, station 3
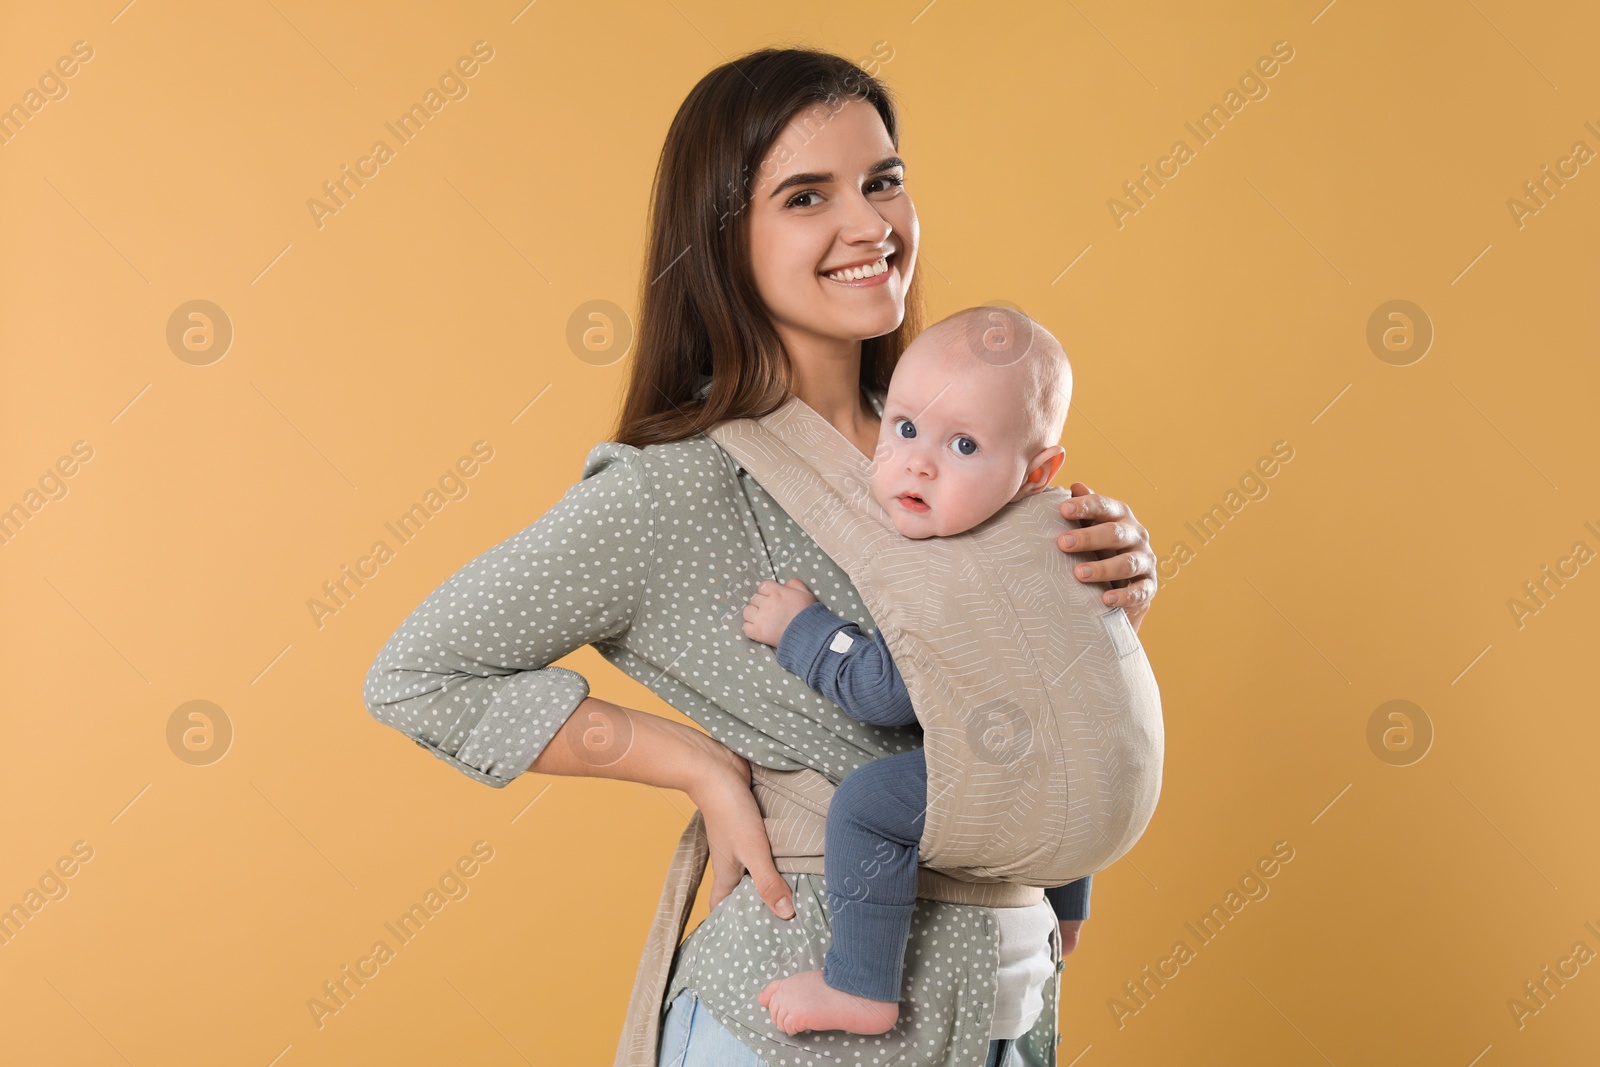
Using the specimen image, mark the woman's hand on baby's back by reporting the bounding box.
[1057,482,1157,631]
[742,577,818,647]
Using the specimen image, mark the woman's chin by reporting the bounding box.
[824,294,904,338]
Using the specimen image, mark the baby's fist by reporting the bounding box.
[742,577,817,648]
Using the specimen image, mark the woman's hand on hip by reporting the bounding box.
[691,752,797,922]
[1056,481,1157,631]
[528,702,794,923]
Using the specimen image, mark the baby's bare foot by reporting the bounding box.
[757,969,900,1035]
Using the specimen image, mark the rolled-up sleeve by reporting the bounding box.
[362,442,656,788]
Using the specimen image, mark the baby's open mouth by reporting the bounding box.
[897,492,929,512]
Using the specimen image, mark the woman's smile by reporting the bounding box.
[822,252,896,286]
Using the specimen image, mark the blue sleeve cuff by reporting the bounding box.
[774,601,855,683]
[1045,875,1092,922]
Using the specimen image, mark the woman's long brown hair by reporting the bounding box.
[611,46,925,448]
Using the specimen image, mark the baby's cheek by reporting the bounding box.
[867,475,895,512]
[951,474,993,513]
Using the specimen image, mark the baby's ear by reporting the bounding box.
[1017,445,1066,498]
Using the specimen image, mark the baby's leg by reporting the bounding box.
[759,747,927,1036]
[824,747,927,998]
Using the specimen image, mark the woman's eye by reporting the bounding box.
[786,175,902,209]
[949,436,978,457]
[893,417,916,439]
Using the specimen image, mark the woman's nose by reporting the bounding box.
[838,196,893,245]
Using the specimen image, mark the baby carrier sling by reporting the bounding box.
[613,395,1164,1067]
[708,394,1165,885]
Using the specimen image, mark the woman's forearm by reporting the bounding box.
[525,696,743,798]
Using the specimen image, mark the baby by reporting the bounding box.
[744,306,1080,1037]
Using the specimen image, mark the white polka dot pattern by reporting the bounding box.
[361,400,1063,1065]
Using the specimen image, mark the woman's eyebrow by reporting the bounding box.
[768,156,905,199]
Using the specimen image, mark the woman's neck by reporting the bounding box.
[785,336,876,439]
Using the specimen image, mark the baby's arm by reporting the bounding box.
[1047,877,1091,956]
[775,603,919,728]
[1044,876,1092,922]
[742,578,918,728]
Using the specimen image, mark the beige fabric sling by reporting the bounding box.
[614,394,1164,1066]
[709,395,1165,882]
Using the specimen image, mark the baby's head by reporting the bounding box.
[870,306,1073,539]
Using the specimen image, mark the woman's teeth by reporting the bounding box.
[823,256,888,282]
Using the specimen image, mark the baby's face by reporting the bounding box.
[868,343,1041,538]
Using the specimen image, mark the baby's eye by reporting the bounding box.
[950,436,978,457]
[893,417,916,439]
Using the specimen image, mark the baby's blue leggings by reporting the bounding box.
[822,745,931,1002]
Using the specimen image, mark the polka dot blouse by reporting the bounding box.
[362,400,1066,1066]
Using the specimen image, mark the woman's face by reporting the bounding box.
[746,97,919,354]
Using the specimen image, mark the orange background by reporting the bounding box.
[2,1,1597,1064]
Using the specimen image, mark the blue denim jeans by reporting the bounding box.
[657,988,1021,1066]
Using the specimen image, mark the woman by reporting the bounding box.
[363,48,1157,1067]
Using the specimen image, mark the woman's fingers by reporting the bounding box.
[1059,484,1158,615]
[1061,483,1146,540]
[704,832,740,911]
[1060,513,1148,574]
[696,770,795,921]
[710,851,739,908]
[747,853,796,919]
[728,801,795,919]
[1071,543,1150,583]
[1077,546,1157,605]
